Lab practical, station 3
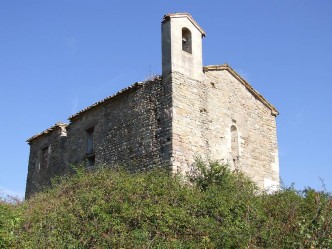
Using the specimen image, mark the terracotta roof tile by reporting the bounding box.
[27,77,162,143]
[69,76,162,121]
[27,122,68,143]
[68,82,144,121]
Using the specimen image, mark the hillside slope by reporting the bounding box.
[1,162,331,248]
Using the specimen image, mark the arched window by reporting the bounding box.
[182,28,192,53]
[231,125,239,162]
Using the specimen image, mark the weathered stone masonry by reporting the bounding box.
[26,13,280,198]
[171,68,279,189]
[26,78,173,197]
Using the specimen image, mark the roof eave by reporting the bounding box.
[26,122,68,144]
[68,81,145,122]
[68,76,162,122]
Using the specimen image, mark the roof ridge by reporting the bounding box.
[68,82,144,121]
[69,76,162,121]
[27,76,163,143]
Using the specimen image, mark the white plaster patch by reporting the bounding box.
[264,178,279,194]
[271,149,279,173]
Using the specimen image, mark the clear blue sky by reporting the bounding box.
[1,1,331,198]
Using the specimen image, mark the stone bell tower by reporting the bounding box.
[162,13,206,81]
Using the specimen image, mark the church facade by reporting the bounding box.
[26,13,279,198]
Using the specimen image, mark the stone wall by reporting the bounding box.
[26,77,173,198]
[99,77,173,170]
[26,125,68,197]
[171,69,279,190]
[26,68,279,198]
[65,77,173,170]
[26,13,280,198]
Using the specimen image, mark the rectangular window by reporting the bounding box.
[87,156,95,167]
[86,127,95,167]
[86,127,94,154]
[41,146,49,168]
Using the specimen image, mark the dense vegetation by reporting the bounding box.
[1,161,331,248]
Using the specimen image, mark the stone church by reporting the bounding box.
[26,13,280,198]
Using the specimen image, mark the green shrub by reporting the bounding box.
[0,195,22,249]
[1,161,331,248]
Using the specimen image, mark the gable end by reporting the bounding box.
[203,64,279,116]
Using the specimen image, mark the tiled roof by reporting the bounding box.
[27,65,277,143]
[26,122,68,143]
[203,64,279,116]
[68,81,146,121]
[27,77,162,143]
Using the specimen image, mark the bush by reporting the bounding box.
[0,195,22,249]
[1,162,331,248]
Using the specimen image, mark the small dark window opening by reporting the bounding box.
[87,156,95,167]
[86,127,95,167]
[86,127,94,154]
[231,125,239,162]
[182,28,192,53]
[41,146,49,168]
